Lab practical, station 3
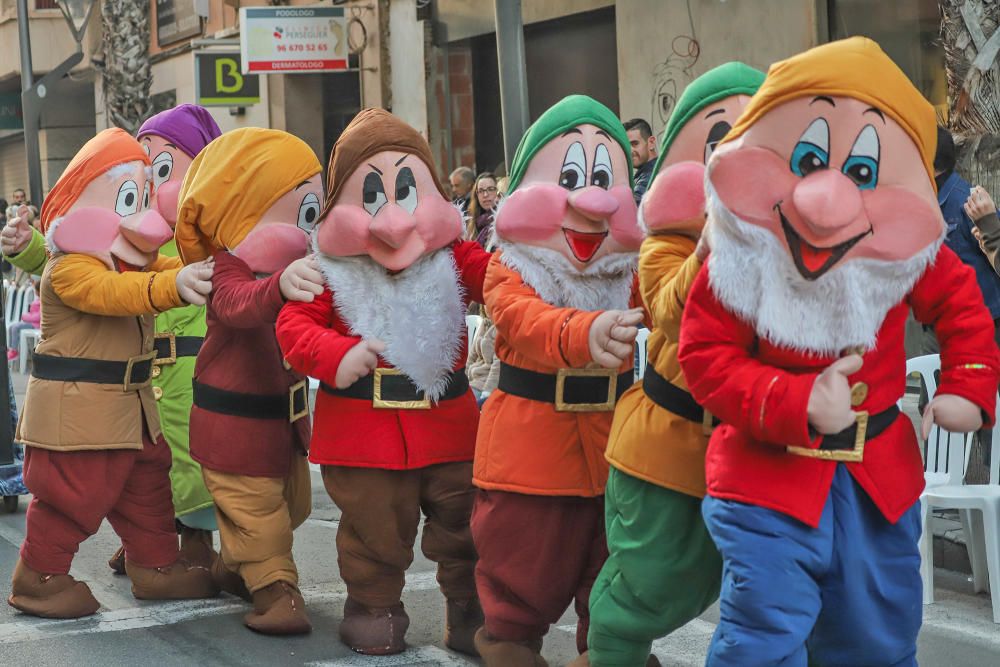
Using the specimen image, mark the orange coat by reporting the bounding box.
[473,253,638,497]
[605,235,708,497]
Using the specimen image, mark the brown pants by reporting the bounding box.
[322,462,478,609]
[202,453,311,593]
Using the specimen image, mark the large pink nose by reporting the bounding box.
[791,170,864,238]
[119,210,173,252]
[155,181,180,227]
[369,205,417,249]
[568,186,619,222]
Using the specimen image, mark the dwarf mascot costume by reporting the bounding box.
[176,128,323,635]
[575,63,765,667]
[276,108,490,655]
[9,128,218,619]
[677,38,1000,665]
[471,95,644,666]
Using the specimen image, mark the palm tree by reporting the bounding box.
[98,0,152,134]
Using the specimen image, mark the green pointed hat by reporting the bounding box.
[507,94,632,193]
[650,62,766,177]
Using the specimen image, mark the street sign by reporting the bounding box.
[239,6,348,74]
[0,94,23,130]
[194,52,260,106]
[156,0,203,47]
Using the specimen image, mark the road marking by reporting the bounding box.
[308,645,475,666]
[0,571,440,644]
[305,518,340,529]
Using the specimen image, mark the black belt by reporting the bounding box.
[32,352,155,391]
[193,379,309,422]
[498,362,633,412]
[820,405,900,450]
[153,334,203,364]
[642,366,718,426]
[321,368,469,409]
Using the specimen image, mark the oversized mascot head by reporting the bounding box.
[136,104,222,228]
[174,128,323,274]
[641,62,765,234]
[42,128,172,270]
[705,37,942,354]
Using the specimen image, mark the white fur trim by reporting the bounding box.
[315,249,466,401]
[104,161,145,181]
[497,239,636,311]
[705,178,943,355]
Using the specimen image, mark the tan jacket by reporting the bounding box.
[17,253,182,451]
[466,316,500,394]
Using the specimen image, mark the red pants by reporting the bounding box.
[471,489,607,653]
[20,433,179,575]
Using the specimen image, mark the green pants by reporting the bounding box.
[588,467,722,666]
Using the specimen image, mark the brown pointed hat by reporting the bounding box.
[321,108,447,219]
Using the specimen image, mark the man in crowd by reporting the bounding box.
[450,166,476,215]
[5,188,28,220]
[624,118,657,205]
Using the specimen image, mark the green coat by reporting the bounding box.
[6,231,213,518]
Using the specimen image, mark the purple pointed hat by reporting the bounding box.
[136,104,222,158]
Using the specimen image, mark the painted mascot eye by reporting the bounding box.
[151,152,174,188]
[790,118,830,177]
[704,120,732,163]
[395,167,418,214]
[559,142,586,190]
[297,192,321,232]
[363,171,388,216]
[842,124,880,190]
[591,144,613,189]
[115,180,140,216]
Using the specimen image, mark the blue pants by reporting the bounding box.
[702,465,922,667]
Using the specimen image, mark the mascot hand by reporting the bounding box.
[280,255,325,303]
[807,354,863,434]
[1,207,34,256]
[335,338,386,389]
[176,258,215,306]
[588,307,644,369]
[921,394,983,440]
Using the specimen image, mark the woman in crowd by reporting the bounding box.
[466,172,499,250]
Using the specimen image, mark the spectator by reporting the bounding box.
[7,278,40,362]
[467,311,500,408]
[967,186,1000,274]
[624,118,657,205]
[6,188,26,220]
[0,198,7,225]
[449,166,475,214]
[467,172,498,250]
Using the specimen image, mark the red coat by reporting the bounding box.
[678,246,1000,528]
[276,241,490,470]
[189,250,310,478]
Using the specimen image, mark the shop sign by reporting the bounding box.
[195,52,261,106]
[239,6,348,74]
[0,94,23,130]
[156,0,203,47]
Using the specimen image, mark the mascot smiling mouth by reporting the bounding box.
[563,227,608,263]
[776,202,871,280]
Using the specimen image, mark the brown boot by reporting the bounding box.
[8,559,100,619]
[339,597,409,655]
[178,527,215,568]
[126,559,218,600]
[244,581,311,635]
[107,545,126,575]
[444,597,484,656]
[474,627,547,667]
[210,554,251,602]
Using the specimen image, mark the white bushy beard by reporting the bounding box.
[314,243,466,401]
[705,179,942,356]
[497,238,636,311]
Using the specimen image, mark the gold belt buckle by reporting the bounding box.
[555,367,618,413]
[153,332,177,366]
[372,368,431,410]
[123,350,157,392]
[787,411,869,462]
[289,380,309,422]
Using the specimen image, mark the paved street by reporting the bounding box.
[1,372,999,666]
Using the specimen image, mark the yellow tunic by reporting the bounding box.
[605,234,708,498]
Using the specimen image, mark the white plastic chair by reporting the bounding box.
[634,327,650,380]
[911,354,1000,622]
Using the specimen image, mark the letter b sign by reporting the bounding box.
[197,53,260,106]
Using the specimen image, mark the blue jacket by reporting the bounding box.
[941,171,1000,318]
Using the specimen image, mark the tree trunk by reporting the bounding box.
[100,0,152,134]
